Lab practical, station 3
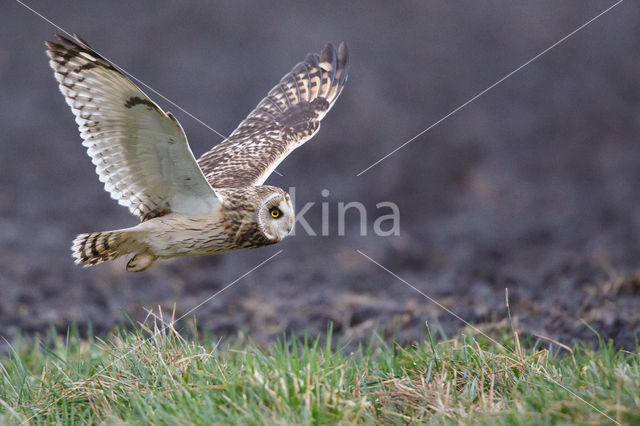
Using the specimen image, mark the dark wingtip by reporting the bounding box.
[45,36,68,58]
[319,42,338,76]
[47,33,116,69]
[305,52,320,67]
[50,33,92,52]
[72,33,92,48]
[55,33,73,44]
[337,42,349,85]
[338,42,349,69]
[319,42,337,63]
[45,34,68,49]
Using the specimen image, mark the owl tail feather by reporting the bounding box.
[71,230,129,267]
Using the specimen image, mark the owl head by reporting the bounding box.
[217,186,295,246]
[256,187,294,241]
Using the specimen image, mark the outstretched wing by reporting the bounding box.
[198,42,349,187]
[46,34,221,221]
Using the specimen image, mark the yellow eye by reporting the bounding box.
[270,208,281,218]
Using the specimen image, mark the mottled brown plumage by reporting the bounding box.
[198,42,349,187]
[46,34,348,271]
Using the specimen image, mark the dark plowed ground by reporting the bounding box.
[2,1,639,351]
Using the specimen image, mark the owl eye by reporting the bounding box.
[269,207,281,219]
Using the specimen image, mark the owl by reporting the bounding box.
[45,34,349,271]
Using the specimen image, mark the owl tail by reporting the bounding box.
[71,231,130,267]
[71,231,128,267]
[71,230,157,272]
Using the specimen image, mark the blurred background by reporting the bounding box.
[1,1,639,348]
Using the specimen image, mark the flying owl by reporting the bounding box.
[45,34,349,271]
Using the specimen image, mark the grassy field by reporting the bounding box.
[1,316,638,425]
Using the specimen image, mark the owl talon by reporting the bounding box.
[126,253,156,272]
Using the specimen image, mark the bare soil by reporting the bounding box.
[1,1,639,350]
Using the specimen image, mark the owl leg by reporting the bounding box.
[126,252,157,272]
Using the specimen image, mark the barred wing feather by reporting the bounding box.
[46,34,221,221]
[198,42,349,187]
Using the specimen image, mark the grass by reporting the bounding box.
[0,315,639,425]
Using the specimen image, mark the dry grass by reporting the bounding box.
[1,312,639,424]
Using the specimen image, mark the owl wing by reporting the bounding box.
[198,42,349,187]
[46,34,221,221]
